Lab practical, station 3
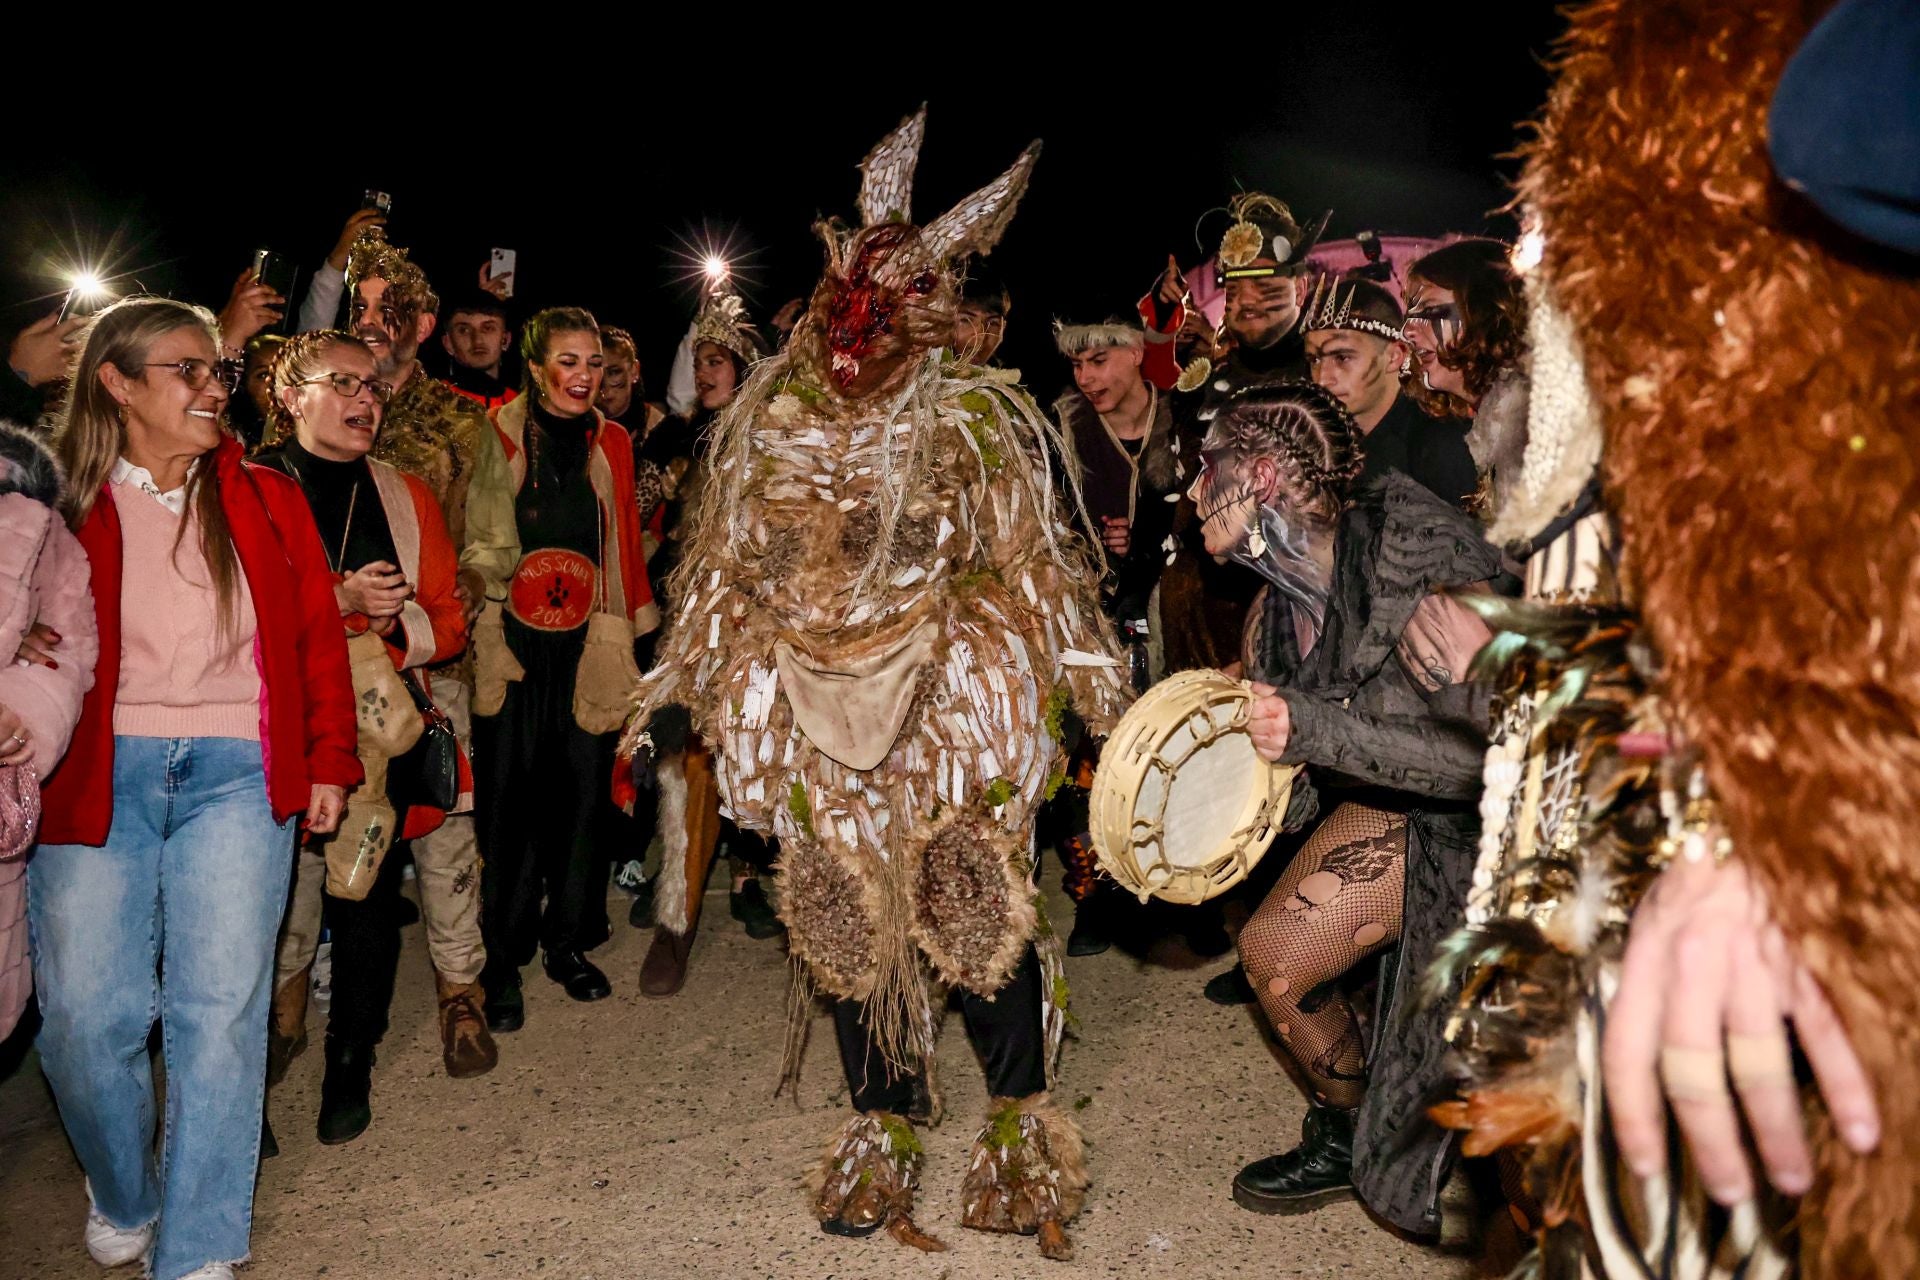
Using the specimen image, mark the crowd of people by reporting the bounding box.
[1,4,1916,1275]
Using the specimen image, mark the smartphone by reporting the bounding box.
[361,189,393,217]
[251,249,302,333]
[489,248,517,299]
[55,288,91,324]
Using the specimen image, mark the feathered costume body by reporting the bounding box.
[623,111,1128,1072]
[1429,4,1920,1277]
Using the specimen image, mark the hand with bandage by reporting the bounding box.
[1603,853,1880,1205]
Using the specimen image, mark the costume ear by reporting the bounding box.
[857,104,927,227]
[921,141,1042,264]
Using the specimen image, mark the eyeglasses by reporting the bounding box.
[292,372,395,404]
[144,359,228,393]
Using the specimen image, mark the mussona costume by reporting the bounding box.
[1427,4,1920,1277]
[623,108,1126,1259]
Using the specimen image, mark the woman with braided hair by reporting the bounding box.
[1184,382,1500,1231]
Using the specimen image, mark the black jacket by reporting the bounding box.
[1053,387,1179,626]
[1357,392,1478,512]
[1251,472,1500,1235]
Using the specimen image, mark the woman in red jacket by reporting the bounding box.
[254,329,472,1145]
[33,298,359,1280]
[471,307,657,1028]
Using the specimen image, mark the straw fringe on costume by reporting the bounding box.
[622,330,1127,1074]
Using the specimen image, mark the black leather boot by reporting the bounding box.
[728,878,784,941]
[1231,1102,1356,1214]
[1204,963,1257,1005]
[316,1037,375,1146]
[1066,886,1116,957]
[543,949,612,1002]
[484,974,525,1033]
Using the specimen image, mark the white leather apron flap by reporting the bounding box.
[774,621,938,772]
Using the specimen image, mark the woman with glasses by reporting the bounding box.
[35,297,359,1280]
[1402,239,1530,527]
[254,330,469,1144]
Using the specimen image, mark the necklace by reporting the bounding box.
[334,482,360,574]
[284,456,360,574]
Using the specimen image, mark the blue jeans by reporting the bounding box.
[30,737,295,1280]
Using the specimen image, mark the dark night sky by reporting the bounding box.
[1,18,1564,404]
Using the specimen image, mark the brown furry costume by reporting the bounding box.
[1515,4,1920,1274]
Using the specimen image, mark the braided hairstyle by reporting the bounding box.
[263,330,374,448]
[1203,380,1364,523]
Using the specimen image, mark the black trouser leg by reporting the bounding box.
[724,821,777,874]
[832,997,916,1114]
[537,723,613,957]
[831,946,1048,1113]
[959,946,1048,1099]
[476,686,542,988]
[321,840,408,1047]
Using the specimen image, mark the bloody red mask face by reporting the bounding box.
[823,224,942,395]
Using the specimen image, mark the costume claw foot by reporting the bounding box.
[959,1093,1088,1261]
[809,1112,944,1249]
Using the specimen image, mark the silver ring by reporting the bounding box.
[7,733,25,749]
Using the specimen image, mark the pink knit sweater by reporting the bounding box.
[110,476,262,740]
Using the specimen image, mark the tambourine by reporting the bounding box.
[1088,670,1296,905]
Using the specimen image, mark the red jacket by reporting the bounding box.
[41,437,363,845]
[489,398,660,636]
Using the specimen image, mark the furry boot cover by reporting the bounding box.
[807,1111,945,1252]
[652,745,722,937]
[959,1092,1088,1261]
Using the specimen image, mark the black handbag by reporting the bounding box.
[387,672,461,812]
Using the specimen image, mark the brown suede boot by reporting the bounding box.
[638,926,695,998]
[267,966,311,1088]
[435,974,499,1079]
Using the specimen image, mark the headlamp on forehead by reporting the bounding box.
[1216,260,1308,287]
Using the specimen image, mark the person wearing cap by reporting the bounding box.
[1302,275,1477,510]
[1191,193,1331,421]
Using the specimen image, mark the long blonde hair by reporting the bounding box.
[58,297,242,637]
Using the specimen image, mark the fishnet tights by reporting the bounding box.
[1238,802,1406,1108]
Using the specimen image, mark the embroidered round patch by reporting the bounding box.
[508,549,596,631]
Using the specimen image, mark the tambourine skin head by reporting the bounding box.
[1088,670,1296,905]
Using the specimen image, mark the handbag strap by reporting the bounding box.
[398,666,450,730]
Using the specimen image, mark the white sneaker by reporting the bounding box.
[83,1190,153,1267]
[176,1266,236,1280]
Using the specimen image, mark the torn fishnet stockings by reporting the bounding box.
[1238,802,1406,1109]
